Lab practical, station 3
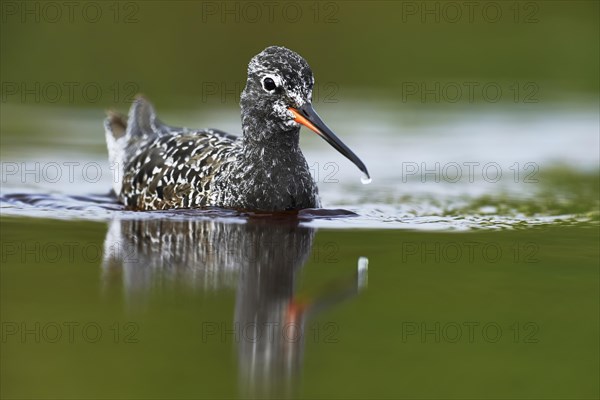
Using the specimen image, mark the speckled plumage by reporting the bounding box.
[104,46,365,211]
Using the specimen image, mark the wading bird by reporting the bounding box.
[105,46,369,211]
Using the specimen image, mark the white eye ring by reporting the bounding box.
[261,74,282,92]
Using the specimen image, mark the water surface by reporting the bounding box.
[1,103,598,398]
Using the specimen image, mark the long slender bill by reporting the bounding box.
[289,104,370,182]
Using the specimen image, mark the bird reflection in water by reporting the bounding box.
[101,213,368,398]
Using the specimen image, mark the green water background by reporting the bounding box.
[1,0,598,109]
[1,218,599,398]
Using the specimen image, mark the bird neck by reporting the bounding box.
[241,116,301,151]
[240,131,303,162]
[239,119,307,173]
[227,113,318,210]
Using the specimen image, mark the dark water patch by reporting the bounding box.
[0,192,360,225]
[1,192,123,211]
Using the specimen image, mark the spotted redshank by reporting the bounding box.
[104,46,370,211]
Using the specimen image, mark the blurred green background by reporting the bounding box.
[1,0,598,109]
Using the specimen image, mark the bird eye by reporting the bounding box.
[262,77,277,92]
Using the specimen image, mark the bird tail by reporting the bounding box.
[104,109,128,196]
[103,95,162,196]
[125,95,160,138]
